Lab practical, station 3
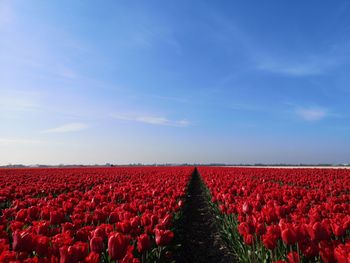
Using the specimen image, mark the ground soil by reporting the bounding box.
[174,168,235,263]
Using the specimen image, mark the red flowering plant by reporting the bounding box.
[0,167,192,262]
[199,167,350,262]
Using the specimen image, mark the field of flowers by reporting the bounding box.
[0,167,192,262]
[199,167,350,263]
[1,166,349,262]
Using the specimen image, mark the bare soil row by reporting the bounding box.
[174,168,235,263]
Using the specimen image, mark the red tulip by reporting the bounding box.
[130,216,140,229]
[0,239,9,254]
[0,251,16,262]
[109,211,119,224]
[35,221,50,236]
[318,241,337,263]
[151,215,158,226]
[10,221,24,232]
[92,227,107,239]
[74,241,89,261]
[243,234,254,246]
[242,202,253,214]
[137,234,151,253]
[59,246,78,263]
[331,223,345,237]
[262,234,277,250]
[85,252,100,263]
[334,243,350,263]
[120,245,139,263]
[281,228,297,245]
[238,222,254,236]
[90,236,104,253]
[299,241,318,259]
[141,214,152,226]
[15,209,28,222]
[61,222,74,233]
[120,221,131,233]
[12,230,33,253]
[255,223,266,236]
[154,229,174,247]
[50,211,63,225]
[108,233,130,260]
[160,214,172,228]
[34,235,50,256]
[306,222,329,241]
[63,201,74,214]
[287,252,300,263]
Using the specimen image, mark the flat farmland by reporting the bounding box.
[0,167,349,262]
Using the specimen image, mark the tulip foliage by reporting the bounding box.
[199,167,350,263]
[0,167,192,262]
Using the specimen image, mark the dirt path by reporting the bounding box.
[174,168,234,263]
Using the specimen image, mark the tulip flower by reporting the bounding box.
[281,228,296,245]
[334,243,350,263]
[262,234,277,250]
[59,245,79,263]
[74,241,89,261]
[15,209,28,222]
[90,236,104,253]
[108,233,130,260]
[287,251,300,263]
[12,230,33,253]
[137,234,151,253]
[85,252,100,263]
[154,229,174,247]
[50,211,63,225]
[242,202,253,214]
[34,235,50,256]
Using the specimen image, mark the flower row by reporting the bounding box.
[0,167,193,262]
[199,167,350,263]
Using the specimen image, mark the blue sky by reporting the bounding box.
[1,0,350,165]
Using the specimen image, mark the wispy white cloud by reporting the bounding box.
[42,122,88,133]
[0,91,42,112]
[112,114,190,127]
[0,97,40,112]
[295,107,328,121]
[257,60,323,76]
[0,138,43,145]
[253,38,350,76]
[208,11,350,77]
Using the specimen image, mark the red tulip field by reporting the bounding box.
[199,167,350,263]
[0,167,192,263]
[0,166,349,262]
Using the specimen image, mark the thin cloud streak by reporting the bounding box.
[0,90,44,118]
[257,60,323,76]
[42,122,88,133]
[254,41,350,76]
[0,97,41,112]
[208,11,350,77]
[295,107,328,121]
[112,114,190,127]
